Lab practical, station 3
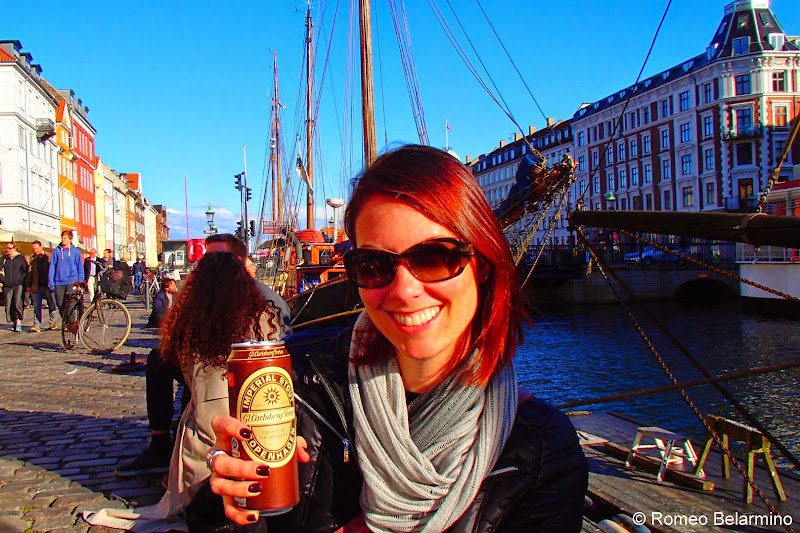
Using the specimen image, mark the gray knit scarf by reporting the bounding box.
[348,312,518,532]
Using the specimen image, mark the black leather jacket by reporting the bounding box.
[187,328,588,532]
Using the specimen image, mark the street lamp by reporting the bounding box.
[326,198,345,243]
[205,204,217,235]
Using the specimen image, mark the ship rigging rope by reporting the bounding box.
[374,0,390,146]
[388,0,429,145]
[473,0,548,127]
[576,0,673,207]
[576,229,794,528]
[603,228,800,471]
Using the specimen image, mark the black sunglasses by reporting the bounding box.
[344,238,475,289]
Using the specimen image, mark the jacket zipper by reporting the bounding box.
[298,356,352,463]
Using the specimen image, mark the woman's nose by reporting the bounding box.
[386,264,425,301]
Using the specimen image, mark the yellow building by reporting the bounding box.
[54,99,76,234]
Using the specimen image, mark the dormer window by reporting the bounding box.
[736,13,749,29]
[758,12,774,27]
[768,33,785,51]
[732,37,750,56]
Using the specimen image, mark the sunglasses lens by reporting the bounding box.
[407,241,469,282]
[344,249,395,288]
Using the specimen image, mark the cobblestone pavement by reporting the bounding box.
[0,296,170,532]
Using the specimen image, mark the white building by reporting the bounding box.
[0,40,60,236]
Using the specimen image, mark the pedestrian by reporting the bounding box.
[1,242,28,332]
[48,230,83,317]
[206,145,589,531]
[84,248,101,303]
[86,238,290,532]
[26,240,58,332]
[134,256,147,292]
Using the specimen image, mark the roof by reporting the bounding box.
[572,0,798,123]
[0,47,13,61]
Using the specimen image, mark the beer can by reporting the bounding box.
[227,340,299,514]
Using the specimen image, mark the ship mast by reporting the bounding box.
[305,6,315,230]
[359,0,377,167]
[270,50,283,223]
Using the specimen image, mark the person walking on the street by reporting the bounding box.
[26,241,58,332]
[83,248,101,303]
[133,256,147,292]
[48,230,83,317]
[1,242,28,332]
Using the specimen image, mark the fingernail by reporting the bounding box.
[256,465,270,477]
[248,482,262,493]
[240,428,253,439]
[247,514,258,522]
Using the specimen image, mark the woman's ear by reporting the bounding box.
[477,258,492,284]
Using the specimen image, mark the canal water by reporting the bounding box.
[516,300,800,468]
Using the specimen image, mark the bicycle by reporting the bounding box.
[61,269,132,354]
[139,270,161,309]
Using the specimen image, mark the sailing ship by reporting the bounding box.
[252,1,799,530]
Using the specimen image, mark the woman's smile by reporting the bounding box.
[391,305,441,328]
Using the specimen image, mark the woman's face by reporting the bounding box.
[354,195,479,372]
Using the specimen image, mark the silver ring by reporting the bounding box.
[206,448,227,473]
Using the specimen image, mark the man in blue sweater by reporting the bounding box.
[48,230,83,317]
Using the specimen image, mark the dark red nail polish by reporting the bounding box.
[256,465,270,477]
[240,428,253,439]
[248,482,262,493]
[247,514,258,522]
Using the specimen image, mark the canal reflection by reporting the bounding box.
[517,300,800,467]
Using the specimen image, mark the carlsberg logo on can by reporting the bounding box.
[237,366,296,467]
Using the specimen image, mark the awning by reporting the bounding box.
[0,227,81,253]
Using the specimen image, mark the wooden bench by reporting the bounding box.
[694,414,786,504]
[625,426,701,482]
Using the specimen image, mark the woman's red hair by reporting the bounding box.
[344,144,525,385]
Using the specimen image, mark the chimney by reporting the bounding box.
[528,125,536,135]
[466,155,472,164]
[513,132,522,141]
[500,140,507,148]
[546,117,555,127]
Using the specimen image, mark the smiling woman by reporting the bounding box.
[206,145,589,532]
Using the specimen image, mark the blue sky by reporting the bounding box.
[3,0,798,239]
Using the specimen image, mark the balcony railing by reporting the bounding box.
[35,118,56,142]
[722,123,763,141]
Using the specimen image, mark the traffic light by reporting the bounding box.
[236,220,244,239]
[246,187,252,202]
[234,173,243,191]
[249,220,256,237]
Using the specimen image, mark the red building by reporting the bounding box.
[60,89,97,250]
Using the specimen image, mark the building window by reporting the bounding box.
[680,123,692,143]
[644,164,652,183]
[620,198,628,211]
[681,153,693,175]
[593,176,600,194]
[769,33,785,50]
[630,138,638,158]
[606,146,614,166]
[619,170,627,189]
[607,172,615,191]
[682,186,694,208]
[643,106,650,124]
[578,156,586,171]
[703,82,713,104]
[706,182,715,206]
[661,99,670,118]
[592,151,599,168]
[738,178,754,202]
[773,71,787,92]
[645,193,653,210]
[633,196,642,210]
[679,91,691,111]
[660,129,670,150]
[643,134,651,154]
[662,158,672,180]
[631,167,639,186]
[736,107,753,131]
[618,143,626,161]
[664,189,673,210]
[579,180,587,194]
[578,131,586,147]
[774,106,788,127]
[703,115,714,137]
[732,36,750,55]
[704,148,714,171]
[735,74,751,95]
[736,143,753,165]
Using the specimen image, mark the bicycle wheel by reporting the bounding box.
[61,298,83,350]
[79,299,132,354]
